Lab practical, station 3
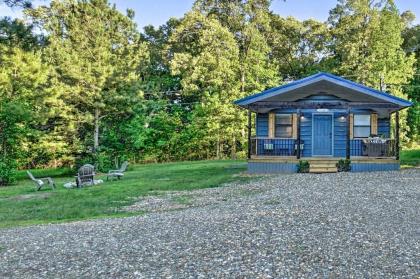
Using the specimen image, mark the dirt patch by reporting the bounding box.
[11,192,54,201]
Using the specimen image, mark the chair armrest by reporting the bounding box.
[108,170,120,174]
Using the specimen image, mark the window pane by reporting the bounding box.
[354,114,370,126]
[354,126,370,138]
[275,114,292,125]
[275,126,292,138]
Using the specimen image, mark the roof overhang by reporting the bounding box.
[235,72,412,113]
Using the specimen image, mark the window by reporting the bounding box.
[275,114,293,138]
[354,114,371,138]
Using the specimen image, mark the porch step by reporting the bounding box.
[309,166,337,173]
[309,160,338,173]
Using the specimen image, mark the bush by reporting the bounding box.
[336,159,351,172]
[0,159,17,186]
[297,160,310,173]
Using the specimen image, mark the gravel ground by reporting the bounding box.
[1,169,419,278]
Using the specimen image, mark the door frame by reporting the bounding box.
[311,113,334,157]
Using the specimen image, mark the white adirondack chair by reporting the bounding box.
[106,161,128,181]
[27,171,56,191]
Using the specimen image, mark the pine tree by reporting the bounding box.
[28,0,149,154]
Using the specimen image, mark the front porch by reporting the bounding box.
[248,156,400,173]
[235,73,411,174]
[250,137,398,159]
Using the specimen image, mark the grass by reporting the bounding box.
[400,149,420,167]
[15,167,73,180]
[0,160,248,229]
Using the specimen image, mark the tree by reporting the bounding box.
[0,46,51,184]
[28,0,149,155]
[329,0,415,141]
[141,18,181,95]
[0,17,43,50]
[193,0,279,94]
[402,23,420,142]
[269,15,332,80]
[168,10,243,158]
[0,0,32,8]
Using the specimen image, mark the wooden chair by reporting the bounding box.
[27,171,55,191]
[106,161,128,181]
[75,164,95,187]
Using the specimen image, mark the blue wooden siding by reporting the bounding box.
[248,161,399,173]
[300,112,312,157]
[334,112,347,157]
[378,118,390,137]
[351,163,399,172]
[256,112,391,158]
[248,162,297,173]
[256,113,268,137]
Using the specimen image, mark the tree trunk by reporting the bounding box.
[94,108,100,152]
[216,134,220,159]
[240,70,245,93]
[231,136,236,159]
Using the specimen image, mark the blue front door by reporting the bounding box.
[313,114,333,156]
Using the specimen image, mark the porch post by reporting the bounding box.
[247,109,252,159]
[395,111,400,160]
[296,109,301,159]
[346,107,351,160]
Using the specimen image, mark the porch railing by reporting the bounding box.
[350,139,396,157]
[251,137,303,157]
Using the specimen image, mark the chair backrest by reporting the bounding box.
[119,161,128,172]
[78,164,94,175]
[27,171,36,181]
[77,164,95,183]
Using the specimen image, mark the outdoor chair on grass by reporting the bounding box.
[75,164,95,187]
[27,171,56,191]
[107,161,128,181]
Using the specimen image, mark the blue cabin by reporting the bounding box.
[234,72,412,173]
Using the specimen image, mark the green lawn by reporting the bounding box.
[0,160,248,228]
[400,149,420,167]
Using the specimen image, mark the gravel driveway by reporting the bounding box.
[1,169,419,278]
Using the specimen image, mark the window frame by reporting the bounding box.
[274,113,293,138]
[353,114,371,138]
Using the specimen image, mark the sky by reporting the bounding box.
[1,0,419,30]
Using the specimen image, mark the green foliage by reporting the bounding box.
[297,160,310,173]
[28,0,149,154]
[0,17,42,50]
[0,158,17,186]
[402,24,420,143]
[336,159,351,172]
[328,0,415,142]
[0,46,51,184]
[269,16,332,80]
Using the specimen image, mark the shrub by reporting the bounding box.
[297,160,310,173]
[0,159,17,186]
[336,159,351,172]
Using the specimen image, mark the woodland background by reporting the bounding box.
[0,0,419,184]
